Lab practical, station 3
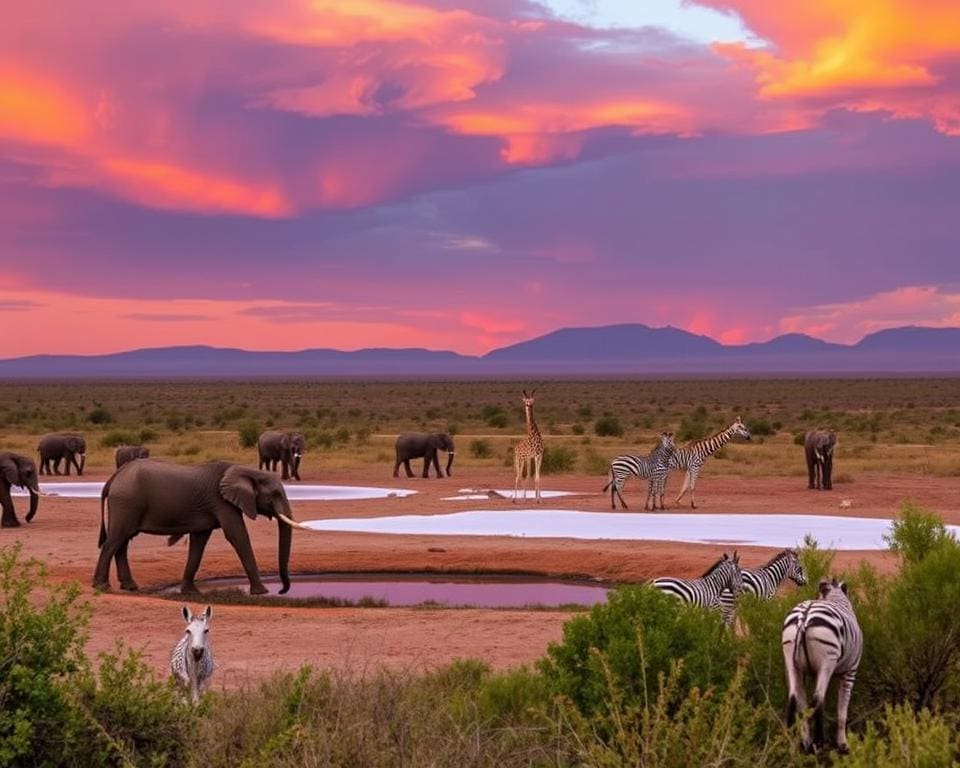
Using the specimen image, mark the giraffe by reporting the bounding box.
[513,389,544,503]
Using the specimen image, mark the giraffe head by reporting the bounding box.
[521,389,537,410]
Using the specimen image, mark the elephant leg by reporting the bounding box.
[115,538,139,591]
[180,530,212,594]
[281,460,290,481]
[220,518,268,595]
[53,456,63,475]
[807,460,816,489]
[433,451,442,478]
[1,485,20,527]
[823,459,833,491]
[93,536,125,590]
[403,459,414,478]
[393,456,401,478]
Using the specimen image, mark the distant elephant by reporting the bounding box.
[257,431,305,481]
[94,459,307,595]
[38,433,87,476]
[1,452,41,527]
[115,445,151,469]
[805,430,837,490]
[393,432,455,478]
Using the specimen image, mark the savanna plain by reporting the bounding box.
[3,377,960,766]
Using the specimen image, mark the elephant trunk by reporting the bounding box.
[445,451,455,477]
[78,453,86,475]
[277,509,293,595]
[25,487,39,523]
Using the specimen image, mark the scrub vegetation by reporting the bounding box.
[3,504,960,766]
[1,378,959,478]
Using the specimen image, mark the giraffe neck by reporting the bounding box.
[525,405,540,437]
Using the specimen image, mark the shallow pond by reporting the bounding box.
[171,573,609,607]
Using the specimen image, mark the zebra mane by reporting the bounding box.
[686,421,738,448]
[762,548,796,568]
[700,554,729,578]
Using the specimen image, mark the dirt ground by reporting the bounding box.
[4,466,957,689]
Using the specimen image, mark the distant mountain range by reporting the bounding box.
[2,325,960,377]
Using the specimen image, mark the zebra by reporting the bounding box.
[171,605,215,704]
[651,551,744,624]
[671,416,751,508]
[602,431,675,510]
[718,548,807,625]
[782,579,863,754]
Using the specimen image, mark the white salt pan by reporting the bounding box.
[16,482,416,501]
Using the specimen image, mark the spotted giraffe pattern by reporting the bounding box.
[513,389,544,503]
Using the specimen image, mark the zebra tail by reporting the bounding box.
[601,468,614,493]
[793,603,813,665]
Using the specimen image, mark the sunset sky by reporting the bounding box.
[2,0,959,357]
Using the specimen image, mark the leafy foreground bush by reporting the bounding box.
[540,445,577,474]
[0,544,193,768]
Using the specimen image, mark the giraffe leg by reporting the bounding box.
[534,454,542,503]
[513,452,521,503]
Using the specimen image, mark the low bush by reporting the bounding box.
[481,405,509,428]
[840,704,960,767]
[540,445,576,474]
[745,417,776,436]
[237,420,261,449]
[594,415,623,437]
[87,407,113,425]
[100,430,140,448]
[469,439,492,458]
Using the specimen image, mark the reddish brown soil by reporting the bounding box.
[5,467,957,688]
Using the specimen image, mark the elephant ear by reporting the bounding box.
[0,456,18,486]
[219,465,258,520]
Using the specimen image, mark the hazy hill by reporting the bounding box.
[1,324,959,377]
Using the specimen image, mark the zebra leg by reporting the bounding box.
[783,644,811,750]
[180,530,213,594]
[835,673,855,754]
[674,472,690,507]
[688,471,699,509]
[115,538,139,591]
[811,667,833,750]
[615,482,628,510]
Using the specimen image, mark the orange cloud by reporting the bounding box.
[779,285,960,342]
[102,158,292,218]
[706,0,960,132]
[0,67,90,146]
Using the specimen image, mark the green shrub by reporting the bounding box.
[0,544,90,766]
[793,431,806,446]
[100,430,140,448]
[838,704,960,767]
[237,420,261,449]
[540,585,738,723]
[335,428,351,443]
[138,428,157,443]
[481,406,509,428]
[540,445,576,474]
[582,448,610,475]
[312,432,334,450]
[745,417,776,436]
[470,439,492,458]
[594,415,623,437]
[883,501,955,564]
[87,406,113,425]
[571,423,585,435]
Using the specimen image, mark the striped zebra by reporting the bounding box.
[171,605,216,704]
[671,416,751,508]
[651,551,743,624]
[602,432,675,510]
[782,579,863,754]
[718,548,807,625]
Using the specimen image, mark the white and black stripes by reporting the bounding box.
[171,605,215,704]
[603,432,675,510]
[719,548,807,624]
[671,417,751,509]
[651,551,743,623]
[782,579,863,753]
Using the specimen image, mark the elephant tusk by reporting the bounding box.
[276,511,310,530]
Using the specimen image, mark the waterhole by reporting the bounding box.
[174,573,609,608]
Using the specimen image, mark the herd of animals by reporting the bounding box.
[0,390,850,751]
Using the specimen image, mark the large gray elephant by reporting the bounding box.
[0,452,40,527]
[257,431,305,481]
[115,444,150,469]
[393,432,455,478]
[94,459,307,595]
[805,430,837,490]
[38,433,87,476]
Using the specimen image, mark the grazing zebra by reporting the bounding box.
[651,551,743,624]
[719,548,807,625]
[671,416,751,508]
[782,579,863,754]
[171,605,215,704]
[602,432,675,510]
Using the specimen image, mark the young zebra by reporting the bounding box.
[171,605,215,704]
[651,551,744,624]
[602,432,675,510]
[718,549,807,625]
[671,416,751,508]
[782,579,863,754]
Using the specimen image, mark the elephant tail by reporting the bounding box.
[167,534,185,547]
